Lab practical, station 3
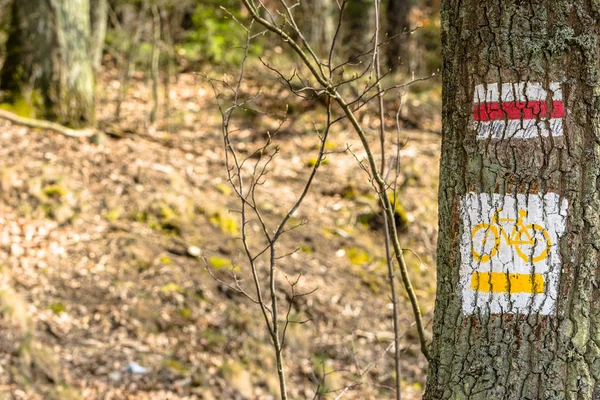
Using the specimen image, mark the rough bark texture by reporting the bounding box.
[425,1,600,399]
[0,0,95,128]
[385,0,411,70]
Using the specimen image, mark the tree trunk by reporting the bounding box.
[90,0,108,71]
[0,0,95,128]
[343,0,374,60]
[385,0,410,70]
[297,0,335,58]
[425,1,600,399]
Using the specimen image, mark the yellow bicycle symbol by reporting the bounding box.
[471,208,551,263]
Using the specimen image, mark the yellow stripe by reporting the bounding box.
[471,272,545,294]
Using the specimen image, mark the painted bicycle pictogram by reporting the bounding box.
[471,208,552,263]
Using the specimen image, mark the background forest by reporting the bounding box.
[0,0,442,399]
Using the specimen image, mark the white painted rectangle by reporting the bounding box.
[473,81,564,139]
[459,192,568,315]
[473,82,562,103]
[475,118,564,140]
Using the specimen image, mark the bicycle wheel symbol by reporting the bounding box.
[514,224,551,263]
[470,209,551,263]
[471,224,499,263]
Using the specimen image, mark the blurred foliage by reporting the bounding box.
[181,0,261,65]
[415,16,441,73]
[0,0,441,77]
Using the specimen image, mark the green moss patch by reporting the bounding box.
[160,282,184,294]
[104,209,121,222]
[214,183,233,195]
[208,211,239,236]
[346,247,372,265]
[42,185,67,199]
[48,302,66,315]
[208,256,239,273]
[304,157,330,168]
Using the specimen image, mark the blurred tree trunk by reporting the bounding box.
[343,0,374,60]
[90,0,108,71]
[0,0,95,128]
[425,1,600,399]
[297,0,335,58]
[385,0,411,70]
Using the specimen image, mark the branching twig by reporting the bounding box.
[240,0,432,365]
[204,3,437,399]
[204,13,335,400]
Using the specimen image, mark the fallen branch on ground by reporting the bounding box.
[0,109,96,138]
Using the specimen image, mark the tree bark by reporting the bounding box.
[0,0,95,128]
[385,0,411,70]
[425,1,600,399]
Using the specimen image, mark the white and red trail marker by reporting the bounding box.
[473,82,564,139]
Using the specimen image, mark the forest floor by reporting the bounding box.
[0,65,441,399]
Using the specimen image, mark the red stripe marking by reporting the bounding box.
[473,101,564,122]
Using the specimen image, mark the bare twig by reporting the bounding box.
[373,0,402,397]
[204,3,437,398]
[204,13,335,399]
[239,0,431,364]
